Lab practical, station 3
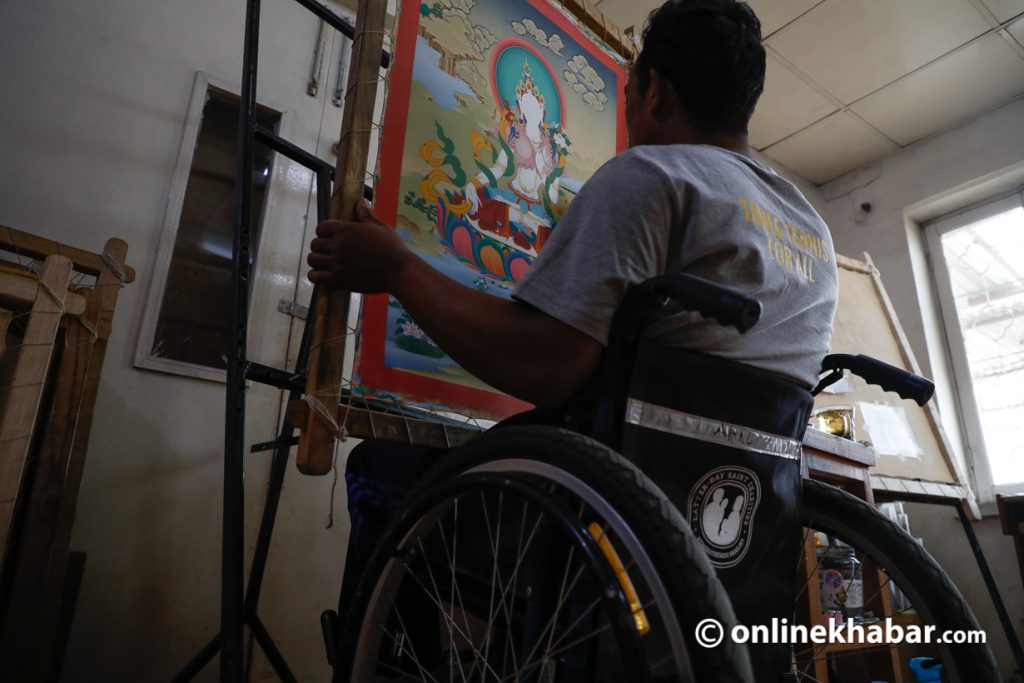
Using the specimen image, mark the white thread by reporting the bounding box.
[38,280,66,312]
[327,446,340,529]
[401,412,414,445]
[101,251,127,282]
[303,394,341,436]
[366,406,378,440]
[6,228,27,269]
[77,317,99,340]
[338,394,354,442]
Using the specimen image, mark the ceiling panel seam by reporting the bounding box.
[963,0,1003,27]
[962,0,1024,56]
[842,26,1024,101]
[757,46,900,151]
[998,26,1024,57]
[759,25,1024,151]
[890,92,1024,152]
[761,0,829,40]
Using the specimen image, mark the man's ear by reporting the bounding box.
[645,68,668,119]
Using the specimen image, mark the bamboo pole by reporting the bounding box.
[297,0,388,475]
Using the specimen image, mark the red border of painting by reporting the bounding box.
[358,0,627,418]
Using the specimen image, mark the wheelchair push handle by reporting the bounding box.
[628,274,762,333]
[819,353,935,406]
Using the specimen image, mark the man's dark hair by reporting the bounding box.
[635,0,765,134]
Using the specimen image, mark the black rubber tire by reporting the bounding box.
[336,425,754,683]
[800,479,1000,682]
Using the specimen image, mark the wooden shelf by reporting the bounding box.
[800,433,906,682]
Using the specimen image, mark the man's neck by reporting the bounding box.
[702,133,752,157]
[649,119,752,157]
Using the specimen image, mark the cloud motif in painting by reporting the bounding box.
[564,54,608,112]
[511,17,565,55]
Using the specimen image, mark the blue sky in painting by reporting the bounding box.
[411,34,476,110]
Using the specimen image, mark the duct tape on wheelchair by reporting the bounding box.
[687,466,760,568]
[624,398,802,461]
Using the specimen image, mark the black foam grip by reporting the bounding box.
[641,274,762,333]
[822,353,935,406]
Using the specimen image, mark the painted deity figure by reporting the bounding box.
[417,52,570,284]
[463,61,566,255]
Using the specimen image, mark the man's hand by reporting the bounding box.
[306,198,602,407]
[307,200,411,293]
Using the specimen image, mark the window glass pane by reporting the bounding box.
[151,89,280,370]
[940,205,1024,486]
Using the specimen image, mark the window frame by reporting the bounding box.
[134,72,294,382]
[924,188,1024,504]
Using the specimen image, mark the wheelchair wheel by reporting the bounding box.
[794,479,1000,682]
[336,425,753,683]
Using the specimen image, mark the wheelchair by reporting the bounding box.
[327,275,999,683]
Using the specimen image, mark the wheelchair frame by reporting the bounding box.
[327,274,998,683]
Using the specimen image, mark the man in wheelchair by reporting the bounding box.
[308,0,838,680]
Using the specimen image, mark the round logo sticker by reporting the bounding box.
[687,466,761,568]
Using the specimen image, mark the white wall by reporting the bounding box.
[0,1,357,680]
[817,95,1024,488]
[817,95,1024,680]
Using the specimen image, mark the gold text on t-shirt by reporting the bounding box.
[737,197,828,283]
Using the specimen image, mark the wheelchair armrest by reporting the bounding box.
[817,353,934,406]
[620,274,762,335]
[588,275,763,448]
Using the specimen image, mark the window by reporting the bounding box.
[137,75,281,379]
[926,190,1024,500]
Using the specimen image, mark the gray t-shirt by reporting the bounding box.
[512,144,838,388]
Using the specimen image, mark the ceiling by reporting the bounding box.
[595,0,1024,184]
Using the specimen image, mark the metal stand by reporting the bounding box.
[170,0,388,679]
[874,490,1024,675]
[956,500,1024,673]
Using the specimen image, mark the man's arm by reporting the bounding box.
[308,201,603,408]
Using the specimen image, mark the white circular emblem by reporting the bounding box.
[687,466,761,568]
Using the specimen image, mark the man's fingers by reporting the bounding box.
[307,252,336,269]
[316,218,379,239]
[355,199,381,224]
[315,220,348,238]
[307,269,332,285]
[309,237,336,254]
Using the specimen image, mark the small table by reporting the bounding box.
[803,426,876,502]
[799,428,911,682]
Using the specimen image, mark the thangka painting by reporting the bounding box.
[354,0,627,418]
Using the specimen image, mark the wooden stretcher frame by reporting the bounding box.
[0,225,133,679]
[356,0,628,418]
[296,0,637,473]
[0,254,73,570]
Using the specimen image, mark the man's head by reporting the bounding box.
[625,0,765,148]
